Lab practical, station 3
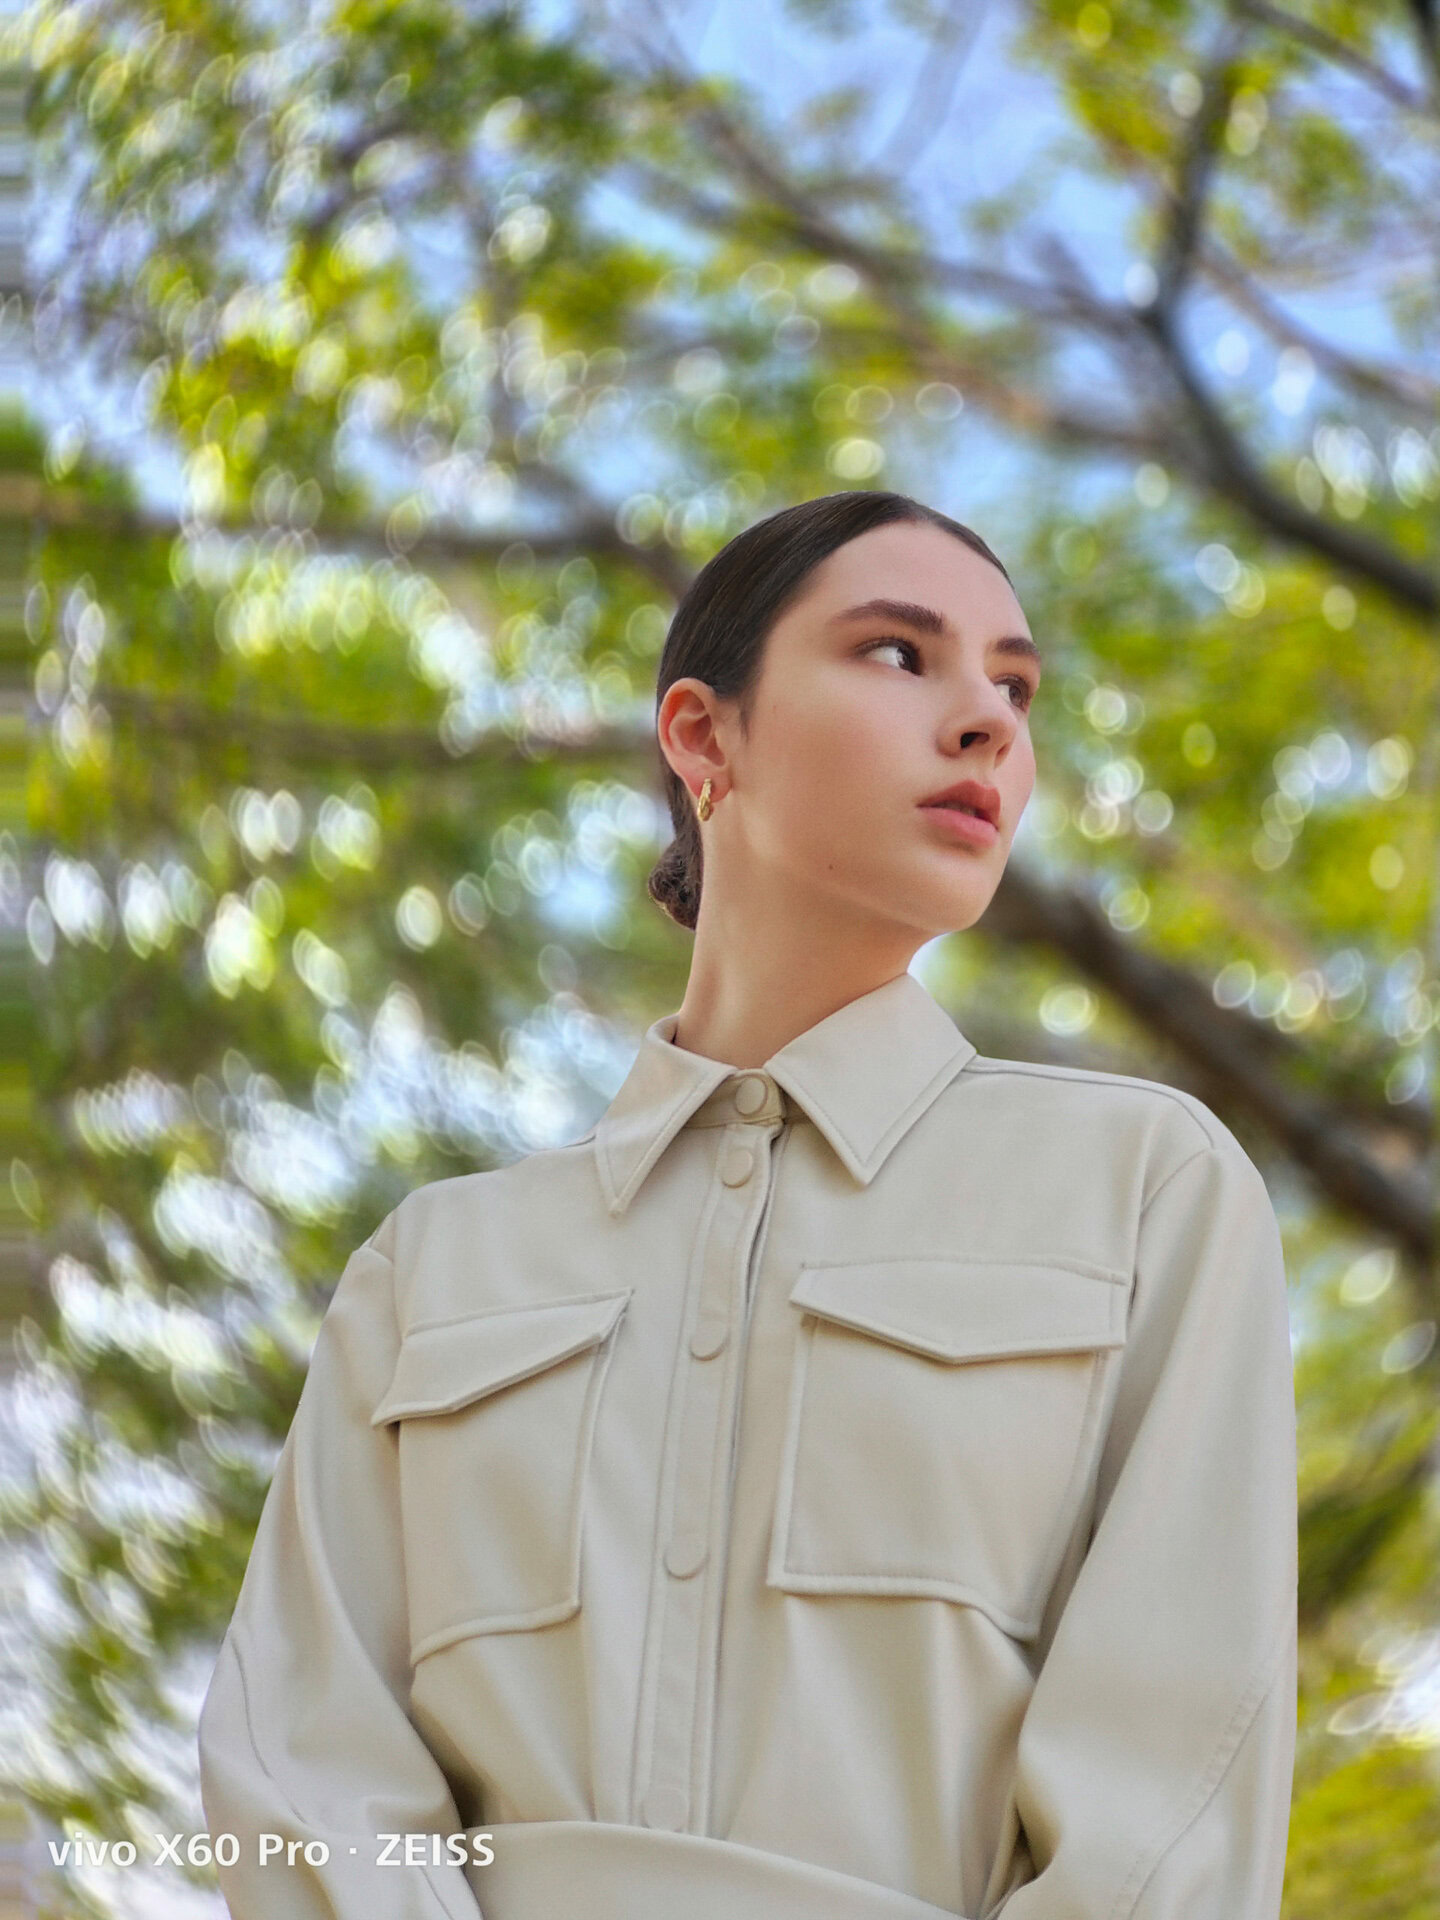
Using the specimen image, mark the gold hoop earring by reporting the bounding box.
[697,777,714,822]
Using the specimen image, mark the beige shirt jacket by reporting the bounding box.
[198,969,1298,1920]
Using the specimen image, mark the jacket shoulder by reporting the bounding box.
[959,1053,1258,1192]
[372,1130,597,1256]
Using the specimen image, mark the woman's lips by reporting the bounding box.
[919,802,999,846]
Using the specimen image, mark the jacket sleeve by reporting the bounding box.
[196,1211,484,1920]
[994,1135,1298,1920]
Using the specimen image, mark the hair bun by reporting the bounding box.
[646,841,701,931]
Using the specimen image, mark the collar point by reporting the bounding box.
[593,1134,626,1217]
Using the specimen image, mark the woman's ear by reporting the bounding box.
[657,677,728,800]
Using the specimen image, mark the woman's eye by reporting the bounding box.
[865,638,1036,711]
[864,636,921,671]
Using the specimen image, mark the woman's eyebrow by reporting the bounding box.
[827,598,1042,667]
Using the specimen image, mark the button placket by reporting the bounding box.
[635,1075,786,1833]
[721,1145,755,1186]
[689,1312,728,1359]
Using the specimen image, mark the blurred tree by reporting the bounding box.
[6,0,1438,1911]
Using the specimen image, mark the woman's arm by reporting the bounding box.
[197,1212,483,1920]
[993,1134,1298,1920]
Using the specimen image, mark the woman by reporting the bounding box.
[198,490,1298,1920]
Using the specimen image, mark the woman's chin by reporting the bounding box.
[882,874,997,938]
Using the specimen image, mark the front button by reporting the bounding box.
[721,1145,754,1186]
[642,1785,688,1830]
[689,1315,728,1358]
[732,1073,769,1115]
[664,1531,708,1577]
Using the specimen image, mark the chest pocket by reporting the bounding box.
[370,1290,631,1662]
[765,1259,1127,1641]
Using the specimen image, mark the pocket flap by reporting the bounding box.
[370,1290,632,1425]
[788,1259,1126,1362]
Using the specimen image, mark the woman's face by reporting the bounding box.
[684,518,1041,941]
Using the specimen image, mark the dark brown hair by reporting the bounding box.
[646,489,1014,930]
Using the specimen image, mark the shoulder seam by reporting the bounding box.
[1137,1144,1216,1221]
[962,1057,1217,1150]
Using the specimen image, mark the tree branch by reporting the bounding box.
[1231,0,1434,113]
[92,686,656,773]
[8,475,693,605]
[619,67,1440,625]
[982,856,1435,1283]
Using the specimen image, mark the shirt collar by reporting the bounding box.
[592,968,977,1216]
